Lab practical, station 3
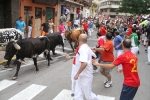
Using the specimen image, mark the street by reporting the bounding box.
[0,31,150,100]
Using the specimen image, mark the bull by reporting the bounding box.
[0,28,23,68]
[4,37,52,80]
[45,32,64,55]
[65,28,83,51]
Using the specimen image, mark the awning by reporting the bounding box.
[64,0,84,6]
[33,0,58,6]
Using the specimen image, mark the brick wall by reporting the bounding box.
[11,0,20,27]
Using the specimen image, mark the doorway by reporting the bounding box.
[35,7,42,37]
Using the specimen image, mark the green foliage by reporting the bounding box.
[117,0,150,15]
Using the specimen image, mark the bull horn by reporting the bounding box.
[13,42,21,50]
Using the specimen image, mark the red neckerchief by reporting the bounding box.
[73,46,80,65]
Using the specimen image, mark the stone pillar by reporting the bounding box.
[11,0,20,27]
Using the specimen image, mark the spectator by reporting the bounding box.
[15,16,26,37]
[58,21,66,43]
[41,20,49,36]
[67,19,72,31]
[48,19,55,34]
[74,18,80,28]
[28,16,33,38]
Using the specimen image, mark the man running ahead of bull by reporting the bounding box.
[93,39,140,100]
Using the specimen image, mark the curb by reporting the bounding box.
[0,57,16,64]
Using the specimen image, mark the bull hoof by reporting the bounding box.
[35,71,39,74]
[12,77,17,80]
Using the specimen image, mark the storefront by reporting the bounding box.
[20,0,58,37]
[0,0,19,28]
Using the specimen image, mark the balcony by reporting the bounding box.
[99,4,119,9]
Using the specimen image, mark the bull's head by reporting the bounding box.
[4,41,21,60]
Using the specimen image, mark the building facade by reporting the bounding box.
[0,0,20,28]
[57,0,83,23]
[90,0,99,16]
[98,0,126,17]
[20,0,58,37]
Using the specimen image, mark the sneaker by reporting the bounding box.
[138,51,140,54]
[103,79,108,85]
[104,82,112,88]
[145,62,150,65]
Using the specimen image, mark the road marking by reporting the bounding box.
[53,89,115,100]
[0,79,17,91]
[53,89,73,100]
[97,95,115,100]
[8,84,47,100]
[56,47,72,51]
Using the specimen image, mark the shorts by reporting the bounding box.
[120,84,138,100]
[100,61,112,73]
[42,31,48,36]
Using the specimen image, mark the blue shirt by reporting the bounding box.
[114,35,123,50]
[88,23,93,28]
[15,20,26,32]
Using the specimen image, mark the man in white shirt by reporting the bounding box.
[74,34,99,100]
[74,18,80,28]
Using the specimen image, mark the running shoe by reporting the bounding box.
[104,82,113,88]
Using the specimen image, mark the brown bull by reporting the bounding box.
[65,28,83,51]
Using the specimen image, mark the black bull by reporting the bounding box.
[45,32,64,55]
[4,37,52,80]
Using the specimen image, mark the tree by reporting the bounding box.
[117,0,150,15]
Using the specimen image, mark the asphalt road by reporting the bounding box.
[0,31,150,100]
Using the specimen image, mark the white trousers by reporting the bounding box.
[144,37,147,45]
[148,46,150,62]
[131,47,139,56]
[49,29,53,34]
[114,50,123,68]
[28,26,32,38]
[88,28,93,36]
[61,33,64,43]
[71,64,76,94]
[74,76,99,100]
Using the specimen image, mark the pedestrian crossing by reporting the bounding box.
[53,89,115,100]
[8,84,46,100]
[0,79,115,100]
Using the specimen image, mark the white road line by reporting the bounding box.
[8,84,47,100]
[0,79,17,91]
[53,89,73,100]
[56,47,72,51]
[0,60,52,73]
[98,95,115,100]
[53,89,115,100]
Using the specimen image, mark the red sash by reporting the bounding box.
[73,46,80,64]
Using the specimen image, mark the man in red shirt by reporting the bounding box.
[83,21,89,36]
[93,32,105,73]
[99,24,106,36]
[93,39,140,100]
[126,24,132,37]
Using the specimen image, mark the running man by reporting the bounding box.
[93,39,140,100]
[130,27,139,56]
